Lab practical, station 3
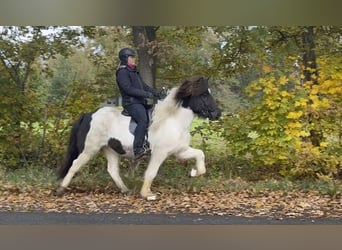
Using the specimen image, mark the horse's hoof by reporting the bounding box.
[146,195,157,201]
[121,189,132,195]
[190,169,197,177]
[141,192,157,201]
[54,187,66,197]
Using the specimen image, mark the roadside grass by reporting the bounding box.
[1,161,340,197]
[0,165,57,191]
[0,118,341,198]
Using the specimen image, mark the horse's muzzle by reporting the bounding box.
[209,109,221,120]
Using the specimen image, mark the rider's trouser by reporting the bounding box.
[125,103,149,154]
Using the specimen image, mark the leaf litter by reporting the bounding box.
[0,185,341,219]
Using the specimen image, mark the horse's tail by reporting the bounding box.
[57,112,93,180]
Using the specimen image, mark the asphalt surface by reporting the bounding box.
[0,211,341,225]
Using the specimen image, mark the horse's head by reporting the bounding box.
[175,76,221,120]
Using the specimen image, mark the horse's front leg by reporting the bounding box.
[140,151,167,200]
[176,147,206,177]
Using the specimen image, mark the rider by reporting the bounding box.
[115,48,161,159]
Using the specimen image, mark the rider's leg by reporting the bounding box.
[125,104,150,158]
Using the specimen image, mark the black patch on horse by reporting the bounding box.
[108,138,126,154]
[58,111,95,179]
[174,76,221,120]
[76,112,94,152]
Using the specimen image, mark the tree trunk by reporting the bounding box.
[302,26,318,84]
[302,26,322,146]
[132,26,158,88]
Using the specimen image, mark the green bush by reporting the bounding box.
[219,56,342,180]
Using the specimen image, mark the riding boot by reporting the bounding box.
[134,147,151,160]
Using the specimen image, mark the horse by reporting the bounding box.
[55,75,221,200]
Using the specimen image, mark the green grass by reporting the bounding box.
[0,161,341,197]
[0,118,341,198]
[1,163,340,197]
[0,165,57,190]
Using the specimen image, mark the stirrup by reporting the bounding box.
[143,141,150,150]
[134,147,151,160]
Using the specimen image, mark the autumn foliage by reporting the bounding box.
[221,55,342,180]
[1,26,341,184]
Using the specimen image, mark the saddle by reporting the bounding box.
[121,108,153,135]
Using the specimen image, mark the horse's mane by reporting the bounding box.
[150,76,208,132]
[150,87,179,132]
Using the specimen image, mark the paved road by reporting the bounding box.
[1,212,341,250]
[0,211,341,224]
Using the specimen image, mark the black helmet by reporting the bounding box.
[118,48,136,63]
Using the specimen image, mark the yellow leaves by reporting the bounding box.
[316,173,333,183]
[285,120,310,139]
[320,79,342,95]
[295,99,308,108]
[308,95,331,109]
[284,135,293,141]
[299,131,310,137]
[262,64,272,73]
[311,147,321,157]
[280,91,290,97]
[264,97,277,109]
[309,93,322,109]
[286,129,310,138]
[294,142,322,163]
[288,55,297,61]
[294,140,303,150]
[320,98,330,108]
[286,122,302,129]
[305,66,317,74]
[242,58,341,173]
[278,155,287,160]
[310,86,319,95]
[327,87,338,95]
[247,82,261,96]
[268,116,275,122]
[286,111,303,119]
[279,76,288,85]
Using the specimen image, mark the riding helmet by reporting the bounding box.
[118,48,136,64]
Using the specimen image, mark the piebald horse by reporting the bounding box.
[56,76,221,200]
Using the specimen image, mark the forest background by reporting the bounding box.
[0,26,341,195]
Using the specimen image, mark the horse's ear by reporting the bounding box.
[176,80,192,100]
[176,76,209,100]
[191,76,209,96]
[183,80,193,96]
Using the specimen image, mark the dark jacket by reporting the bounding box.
[116,65,158,107]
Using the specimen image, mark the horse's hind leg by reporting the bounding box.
[56,152,94,196]
[176,147,206,177]
[103,147,129,193]
[140,151,168,200]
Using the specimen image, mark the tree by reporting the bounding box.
[155,26,217,84]
[132,26,159,88]
[220,26,342,179]
[0,26,87,168]
[88,26,132,99]
[269,26,342,147]
[302,26,318,83]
